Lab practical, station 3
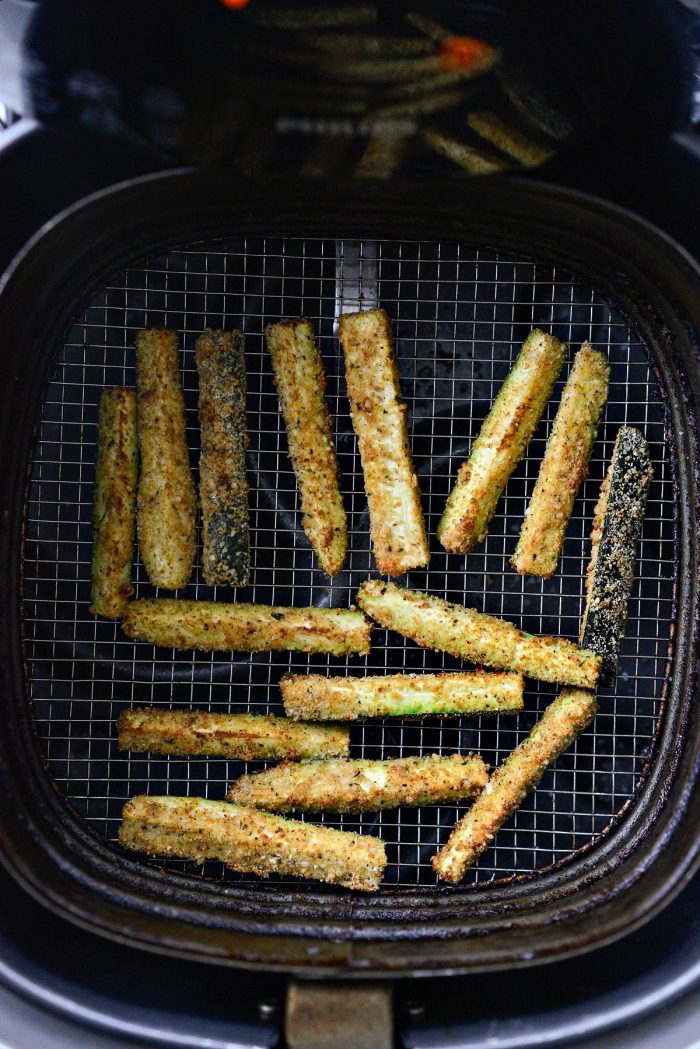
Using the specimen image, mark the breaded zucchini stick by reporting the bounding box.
[466,110,555,169]
[227,753,489,813]
[265,320,347,576]
[195,329,250,586]
[90,388,138,618]
[120,795,386,891]
[422,126,508,175]
[338,308,429,575]
[118,708,349,760]
[581,427,653,685]
[432,687,597,882]
[438,329,565,554]
[513,344,609,577]
[281,670,523,720]
[121,598,371,656]
[356,580,601,688]
[355,130,409,179]
[135,329,196,589]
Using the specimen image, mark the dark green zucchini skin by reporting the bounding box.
[195,329,250,587]
[581,426,653,686]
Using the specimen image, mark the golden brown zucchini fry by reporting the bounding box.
[118,708,349,760]
[247,5,377,30]
[432,687,597,882]
[301,32,433,57]
[265,319,347,576]
[281,670,523,720]
[355,130,409,178]
[422,126,508,175]
[356,580,601,688]
[120,795,386,891]
[195,329,250,587]
[581,426,653,685]
[90,388,138,618]
[337,308,429,575]
[135,329,196,589]
[121,598,371,656]
[512,344,609,577]
[227,753,488,813]
[465,110,555,168]
[438,329,565,554]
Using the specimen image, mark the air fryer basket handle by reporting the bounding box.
[285,980,393,1049]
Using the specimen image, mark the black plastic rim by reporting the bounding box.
[0,171,698,975]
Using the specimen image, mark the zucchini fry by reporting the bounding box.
[118,708,349,760]
[513,344,609,577]
[438,329,565,554]
[120,795,386,892]
[496,67,574,142]
[355,130,409,179]
[422,127,508,175]
[581,427,653,685]
[135,329,196,590]
[301,33,434,57]
[90,388,138,618]
[247,6,377,30]
[466,110,555,169]
[281,670,523,720]
[121,598,371,656]
[338,308,429,575]
[227,753,489,813]
[196,329,250,587]
[432,687,597,882]
[356,580,601,688]
[265,320,347,576]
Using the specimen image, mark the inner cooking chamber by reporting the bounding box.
[22,236,675,892]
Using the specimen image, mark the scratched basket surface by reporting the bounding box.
[21,238,675,891]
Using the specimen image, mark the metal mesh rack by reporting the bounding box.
[22,237,675,891]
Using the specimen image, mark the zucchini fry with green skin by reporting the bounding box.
[120,795,386,892]
[496,67,574,142]
[281,670,523,720]
[135,329,196,590]
[338,308,429,575]
[118,708,349,760]
[265,320,347,576]
[581,427,653,685]
[432,687,597,882]
[513,344,610,577]
[466,110,555,169]
[196,330,250,586]
[438,329,565,554]
[121,598,371,656]
[90,388,138,618]
[356,580,601,688]
[227,753,489,814]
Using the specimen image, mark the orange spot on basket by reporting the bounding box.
[438,36,495,72]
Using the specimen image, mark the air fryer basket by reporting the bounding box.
[0,174,698,974]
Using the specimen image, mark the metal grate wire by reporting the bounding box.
[22,237,675,891]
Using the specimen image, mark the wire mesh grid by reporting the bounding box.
[22,236,675,892]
